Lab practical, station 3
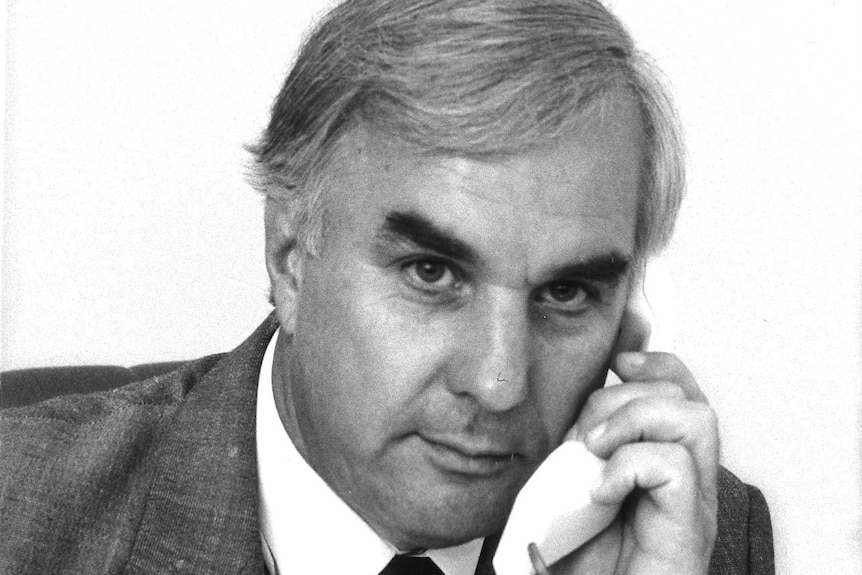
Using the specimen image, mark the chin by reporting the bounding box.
[393,487,519,549]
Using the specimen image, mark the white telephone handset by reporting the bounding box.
[493,260,672,575]
[492,440,617,575]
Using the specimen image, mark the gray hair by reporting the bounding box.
[248,0,685,260]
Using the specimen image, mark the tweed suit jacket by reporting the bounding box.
[1,315,774,574]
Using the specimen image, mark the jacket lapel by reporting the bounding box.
[124,315,279,574]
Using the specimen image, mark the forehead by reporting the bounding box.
[320,96,644,277]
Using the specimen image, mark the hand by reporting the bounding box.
[550,352,719,575]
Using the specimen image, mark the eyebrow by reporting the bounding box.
[549,254,632,285]
[378,210,481,265]
[377,209,631,284]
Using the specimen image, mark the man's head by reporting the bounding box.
[250,0,683,261]
[252,0,683,551]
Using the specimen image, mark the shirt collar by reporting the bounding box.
[256,329,484,575]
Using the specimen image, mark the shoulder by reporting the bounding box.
[0,313,278,573]
[0,352,225,447]
[710,467,775,575]
[0,353,224,572]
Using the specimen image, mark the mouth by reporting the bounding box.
[416,434,523,478]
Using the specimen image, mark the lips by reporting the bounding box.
[417,433,524,477]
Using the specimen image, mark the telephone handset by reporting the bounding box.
[492,440,618,575]
[493,264,666,575]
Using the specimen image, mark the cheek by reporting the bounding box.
[293,258,449,438]
[533,330,618,442]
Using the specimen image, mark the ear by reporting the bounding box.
[264,199,305,333]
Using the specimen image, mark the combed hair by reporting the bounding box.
[248,0,685,260]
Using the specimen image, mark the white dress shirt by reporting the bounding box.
[256,330,484,575]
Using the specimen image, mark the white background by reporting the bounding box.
[3,1,860,572]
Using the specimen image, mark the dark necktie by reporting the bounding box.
[379,555,445,575]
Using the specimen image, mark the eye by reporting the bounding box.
[413,261,447,283]
[534,282,593,311]
[402,259,461,293]
[546,283,583,303]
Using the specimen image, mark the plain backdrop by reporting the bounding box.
[3,1,861,572]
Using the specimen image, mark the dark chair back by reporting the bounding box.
[0,361,186,408]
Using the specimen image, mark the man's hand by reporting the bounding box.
[552,351,719,575]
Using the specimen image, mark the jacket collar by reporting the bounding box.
[125,314,279,574]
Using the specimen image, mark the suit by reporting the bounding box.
[0,315,774,574]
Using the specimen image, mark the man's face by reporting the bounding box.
[271,95,644,549]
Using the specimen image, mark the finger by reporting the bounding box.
[590,443,717,571]
[568,381,686,442]
[612,352,707,403]
[591,442,696,506]
[591,442,716,529]
[584,396,719,495]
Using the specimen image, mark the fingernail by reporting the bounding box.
[587,422,607,444]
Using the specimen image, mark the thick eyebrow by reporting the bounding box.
[377,210,481,265]
[549,253,632,285]
[377,209,631,284]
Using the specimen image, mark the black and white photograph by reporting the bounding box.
[2,1,860,573]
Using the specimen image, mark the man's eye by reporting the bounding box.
[403,259,460,291]
[535,282,592,310]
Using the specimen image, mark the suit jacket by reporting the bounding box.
[0,315,774,574]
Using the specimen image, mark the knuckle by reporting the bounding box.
[613,441,641,463]
[647,351,683,372]
[654,380,686,400]
[649,351,679,364]
[610,401,639,430]
[582,387,610,414]
[692,402,719,432]
[619,395,658,424]
[664,442,696,474]
[648,352,696,383]
[630,389,681,415]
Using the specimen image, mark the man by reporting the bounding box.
[0,0,773,573]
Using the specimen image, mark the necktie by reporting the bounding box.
[379,555,445,575]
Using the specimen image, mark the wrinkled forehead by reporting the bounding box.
[314,95,643,288]
[324,91,645,218]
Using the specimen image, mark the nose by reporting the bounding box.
[447,288,530,412]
